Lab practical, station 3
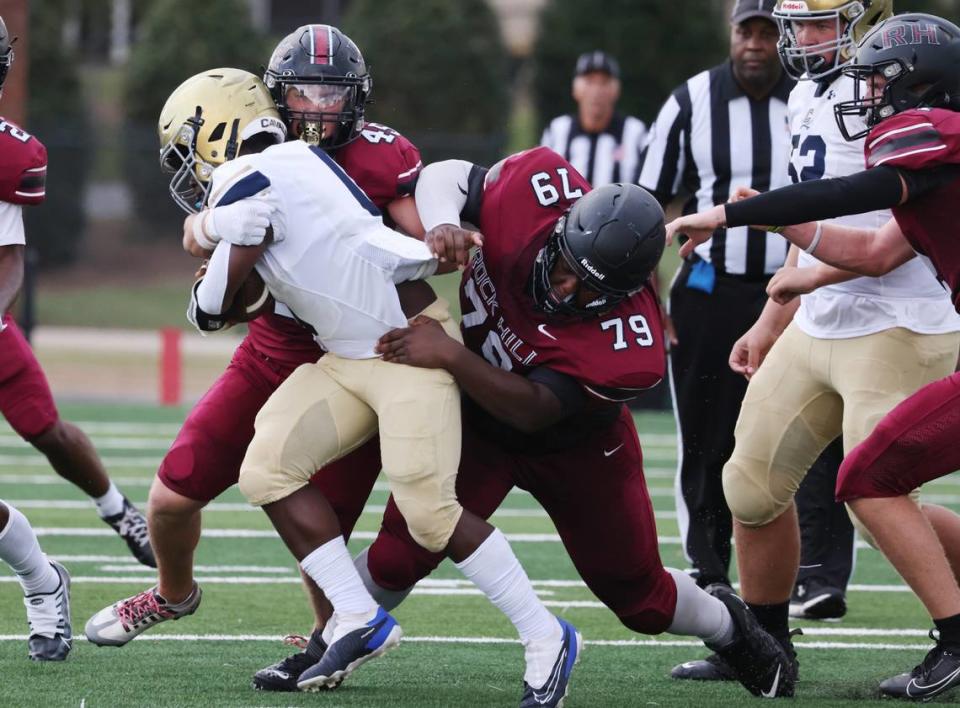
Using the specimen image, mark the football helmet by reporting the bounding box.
[774,0,892,80]
[157,68,286,214]
[264,24,371,149]
[531,183,665,318]
[0,16,14,93]
[834,13,960,140]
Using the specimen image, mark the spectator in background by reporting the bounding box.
[540,50,646,186]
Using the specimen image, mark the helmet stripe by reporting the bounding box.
[311,25,330,65]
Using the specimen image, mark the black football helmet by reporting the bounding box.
[264,24,371,149]
[835,13,960,141]
[0,16,14,93]
[531,183,665,318]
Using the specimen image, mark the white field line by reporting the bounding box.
[0,633,933,651]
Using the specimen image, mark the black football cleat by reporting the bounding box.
[706,586,796,698]
[879,631,960,701]
[102,497,156,568]
[253,632,328,692]
[790,578,846,621]
[671,652,737,681]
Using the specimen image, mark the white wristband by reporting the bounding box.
[192,210,220,251]
[804,221,823,255]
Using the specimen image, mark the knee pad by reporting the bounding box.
[722,458,788,527]
[392,495,462,553]
[238,438,304,507]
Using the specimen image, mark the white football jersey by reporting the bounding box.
[209,140,436,359]
[788,73,960,337]
[0,202,24,247]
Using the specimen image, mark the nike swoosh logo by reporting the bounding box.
[604,444,624,457]
[761,664,781,698]
[538,323,557,340]
[907,664,960,697]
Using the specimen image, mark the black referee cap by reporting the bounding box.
[574,50,620,79]
[730,0,776,24]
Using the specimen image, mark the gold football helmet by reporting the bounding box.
[773,0,893,80]
[158,68,286,213]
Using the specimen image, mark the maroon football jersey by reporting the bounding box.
[0,117,46,206]
[865,108,960,310]
[246,124,423,364]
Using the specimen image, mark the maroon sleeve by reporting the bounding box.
[335,122,422,209]
[0,120,47,206]
[865,108,960,170]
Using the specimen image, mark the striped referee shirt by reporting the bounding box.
[541,112,647,187]
[638,60,795,277]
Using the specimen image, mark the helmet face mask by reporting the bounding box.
[833,14,960,141]
[264,24,371,149]
[0,16,14,94]
[157,68,286,215]
[774,0,892,81]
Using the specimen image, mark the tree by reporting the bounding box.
[532,0,728,129]
[342,0,510,165]
[123,0,270,238]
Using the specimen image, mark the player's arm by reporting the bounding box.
[188,238,268,332]
[385,196,425,239]
[375,316,574,432]
[415,159,486,267]
[0,243,24,316]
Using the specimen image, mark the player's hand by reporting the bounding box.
[767,266,819,306]
[183,215,213,258]
[730,186,760,202]
[208,198,275,246]
[665,205,726,258]
[194,259,209,280]
[729,323,778,380]
[424,224,483,267]
[375,315,459,368]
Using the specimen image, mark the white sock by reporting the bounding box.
[93,481,125,518]
[455,528,556,643]
[0,503,59,595]
[300,537,377,622]
[666,568,734,646]
[321,613,338,646]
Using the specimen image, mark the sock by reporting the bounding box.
[665,568,734,646]
[747,600,790,645]
[455,528,555,643]
[300,537,377,620]
[934,613,960,651]
[353,546,414,612]
[321,614,338,647]
[306,626,326,659]
[156,582,198,610]
[93,482,125,518]
[0,503,59,595]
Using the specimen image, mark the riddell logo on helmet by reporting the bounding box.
[881,23,940,49]
[579,258,606,281]
[779,1,809,11]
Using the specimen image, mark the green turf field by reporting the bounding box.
[1,403,957,706]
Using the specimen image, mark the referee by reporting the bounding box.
[540,50,646,186]
[638,0,794,590]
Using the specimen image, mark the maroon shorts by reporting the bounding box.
[158,338,381,538]
[837,371,960,501]
[0,314,58,439]
[367,406,678,634]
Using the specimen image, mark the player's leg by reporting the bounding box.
[0,318,153,565]
[0,500,71,661]
[356,300,578,702]
[528,409,793,697]
[836,371,960,699]
[239,361,398,692]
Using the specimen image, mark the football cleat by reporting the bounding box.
[253,631,328,692]
[670,653,736,681]
[790,579,846,621]
[519,617,582,708]
[25,560,72,661]
[102,497,156,568]
[297,607,402,692]
[85,583,201,647]
[879,631,960,701]
[706,586,796,698]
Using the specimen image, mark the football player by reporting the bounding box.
[666,13,960,700]
[86,27,416,678]
[0,13,153,586]
[672,0,960,685]
[350,148,798,702]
